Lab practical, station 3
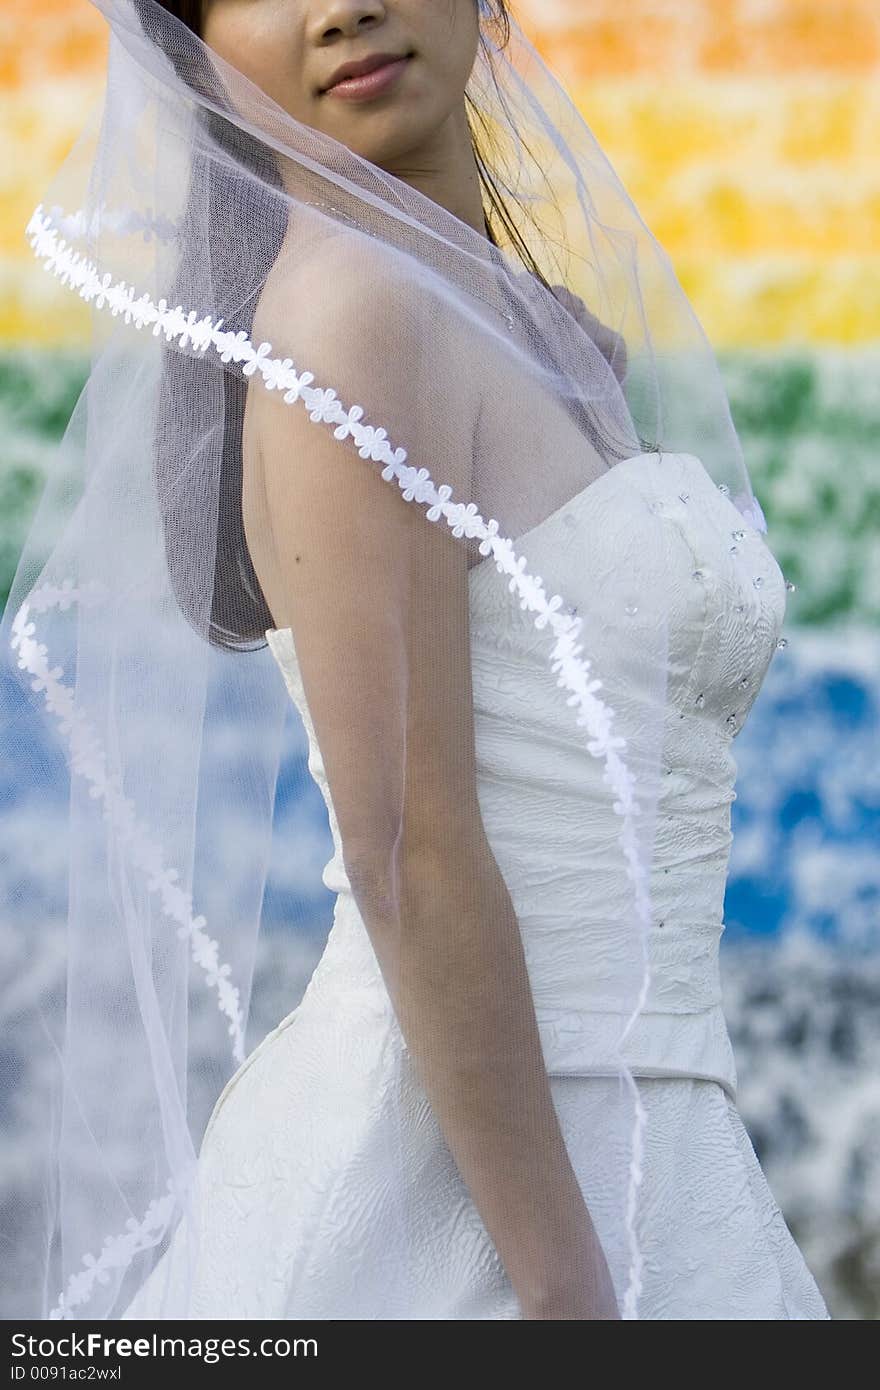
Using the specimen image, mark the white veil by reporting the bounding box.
[1,0,767,1320]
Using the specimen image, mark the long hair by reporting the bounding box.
[140,0,641,651]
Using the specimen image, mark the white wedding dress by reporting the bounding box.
[121,451,830,1320]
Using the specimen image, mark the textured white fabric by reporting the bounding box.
[120,451,830,1319]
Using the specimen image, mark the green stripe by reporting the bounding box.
[1,346,876,624]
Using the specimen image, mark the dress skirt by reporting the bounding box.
[120,981,831,1321]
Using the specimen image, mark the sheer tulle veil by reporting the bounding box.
[0,0,768,1320]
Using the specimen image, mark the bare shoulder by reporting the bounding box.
[252,227,418,352]
[247,225,481,451]
[242,228,482,628]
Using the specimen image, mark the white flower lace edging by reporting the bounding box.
[23,202,653,1321]
[9,587,246,1066]
[10,580,241,1320]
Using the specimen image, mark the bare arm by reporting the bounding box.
[247,248,618,1317]
[383,832,617,1318]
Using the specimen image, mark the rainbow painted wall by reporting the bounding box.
[1,1,878,1319]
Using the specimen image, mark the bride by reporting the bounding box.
[5,0,831,1320]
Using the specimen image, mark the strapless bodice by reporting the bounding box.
[265,452,788,1103]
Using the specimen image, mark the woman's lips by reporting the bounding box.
[323,55,412,102]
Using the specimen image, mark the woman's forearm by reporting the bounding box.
[356,831,611,1315]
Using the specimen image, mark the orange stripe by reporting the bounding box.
[525,0,879,78]
[2,1,878,93]
[0,0,107,89]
